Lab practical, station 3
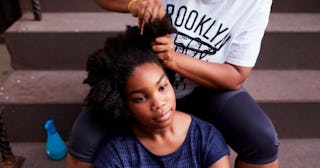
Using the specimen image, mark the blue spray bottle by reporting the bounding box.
[44,120,67,160]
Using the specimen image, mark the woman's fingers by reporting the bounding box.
[152,35,176,66]
[140,6,153,34]
[156,5,165,19]
[152,35,174,52]
[129,0,165,34]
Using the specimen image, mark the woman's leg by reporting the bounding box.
[177,87,279,167]
[235,159,279,168]
[67,110,107,164]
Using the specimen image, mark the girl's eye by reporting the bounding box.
[159,83,168,92]
[133,96,147,103]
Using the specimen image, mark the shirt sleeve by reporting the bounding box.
[204,125,230,167]
[226,0,272,67]
[93,140,122,168]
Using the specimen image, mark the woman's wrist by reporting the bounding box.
[164,52,179,70]
[128,0,139,11]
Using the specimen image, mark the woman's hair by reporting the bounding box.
[83,15,176,121]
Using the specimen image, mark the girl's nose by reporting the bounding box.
[151,105,159,112]
[150,94,165,112]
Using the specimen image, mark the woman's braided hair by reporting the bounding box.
[83,15,177,121]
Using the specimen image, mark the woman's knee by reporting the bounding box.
[68,111,107,163]
[237,128,280,164]
[219,91,280,164]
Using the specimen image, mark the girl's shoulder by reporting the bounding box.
[188,114,221,135]
[175,111,192,121]
[174,111,192,130]
[174,111,215,130]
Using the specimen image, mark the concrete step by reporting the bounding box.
[19,0,320,13]
[4,12,136,70]
[4,12,320,70]
[271,0,320,13]
[0,70,319,141]
[8,139,320,168]
[257,13,320,70]
[0,71,89,142]
[19,0,104,13]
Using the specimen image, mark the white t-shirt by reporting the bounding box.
[163,0,272,98]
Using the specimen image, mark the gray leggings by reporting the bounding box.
[68,87,279,164]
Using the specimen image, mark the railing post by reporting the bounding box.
[0,106,25,168]
[31,0,42,21]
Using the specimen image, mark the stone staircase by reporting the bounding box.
[0,0,320,167]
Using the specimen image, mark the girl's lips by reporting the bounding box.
[153,110,171,122]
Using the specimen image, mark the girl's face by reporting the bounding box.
[125,63,176,129]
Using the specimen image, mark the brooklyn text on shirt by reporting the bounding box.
[166,4,231,60]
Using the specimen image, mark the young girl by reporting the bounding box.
[80,17,230,168]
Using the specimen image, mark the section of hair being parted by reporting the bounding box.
[83,15,177,121]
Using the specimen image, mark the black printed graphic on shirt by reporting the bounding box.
[166,4,231,90]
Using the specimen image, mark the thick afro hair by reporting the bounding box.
[83,15,177,122]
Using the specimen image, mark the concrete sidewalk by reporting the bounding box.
[9,139,320,168]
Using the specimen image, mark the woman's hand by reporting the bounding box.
[129,0,165,34]
[152,34,176,68]
[152,34,252,91]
